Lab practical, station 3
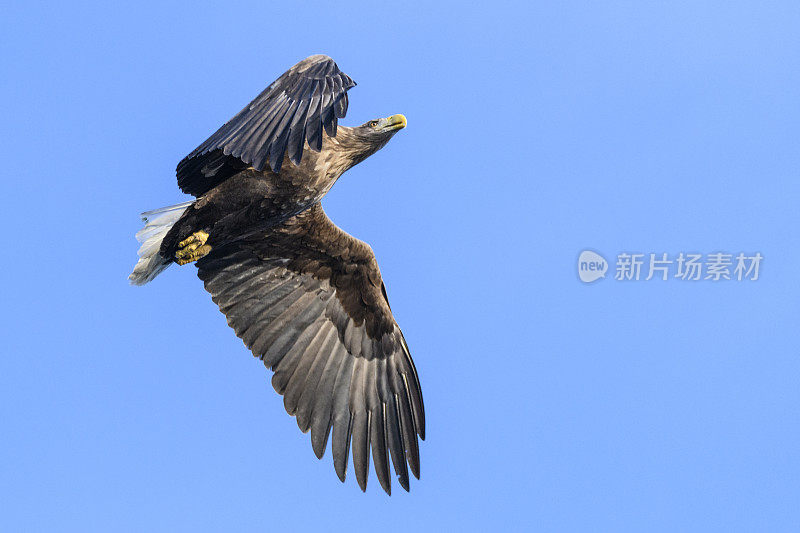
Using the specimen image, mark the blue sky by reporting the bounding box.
[2,1,799,531]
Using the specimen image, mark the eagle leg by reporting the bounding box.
[175,230,212,265]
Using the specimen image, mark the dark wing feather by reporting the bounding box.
[195,204,424,494]
[176,55,356,196]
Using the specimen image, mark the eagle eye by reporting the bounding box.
[367,120,379,128]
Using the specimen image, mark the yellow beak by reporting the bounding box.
[385,114,407,131]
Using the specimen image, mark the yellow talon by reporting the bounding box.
[178,231,208,249]
[175,230,211,265]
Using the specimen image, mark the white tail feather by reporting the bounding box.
[128,201,194,285]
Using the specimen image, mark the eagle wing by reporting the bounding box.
[195,204,424,494]
[177,55,356,196]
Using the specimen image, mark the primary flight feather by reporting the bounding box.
[129,54,424,495]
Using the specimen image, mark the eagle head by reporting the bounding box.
[336,114,407,168]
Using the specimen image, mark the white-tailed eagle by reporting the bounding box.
[129,55,424,495]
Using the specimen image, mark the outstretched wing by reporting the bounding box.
[195,204,424,494]
[177,55,356,196]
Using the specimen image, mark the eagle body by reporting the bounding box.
[129,55,423,495]
[160,126,374,261]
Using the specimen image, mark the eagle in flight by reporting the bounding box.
[129,55,424,494]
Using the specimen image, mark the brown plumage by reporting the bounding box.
[129,54,423,494]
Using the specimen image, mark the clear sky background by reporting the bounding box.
[2,1,799,531]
